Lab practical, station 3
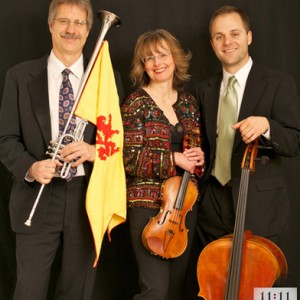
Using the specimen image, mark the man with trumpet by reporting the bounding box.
[0,0,124,299]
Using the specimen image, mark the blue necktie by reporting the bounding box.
[58,68,77,180]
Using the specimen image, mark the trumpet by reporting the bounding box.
[24,10,121,227]
[46,119,88,178]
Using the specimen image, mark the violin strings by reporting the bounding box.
[167,173,189,255]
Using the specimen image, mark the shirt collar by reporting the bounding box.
[222,57,253,88]
[48,50,84,79]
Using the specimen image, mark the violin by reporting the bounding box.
[142,133,201,259]
[197,140,288,300]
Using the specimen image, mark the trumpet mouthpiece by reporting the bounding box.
[24,220,32,227]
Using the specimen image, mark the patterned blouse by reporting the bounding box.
[121,88,202,209]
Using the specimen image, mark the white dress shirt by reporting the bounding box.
[217,57,270,139]
[47,51,85,177]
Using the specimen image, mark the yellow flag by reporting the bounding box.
[75,41,126,267]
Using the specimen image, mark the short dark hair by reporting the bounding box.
[209,6,250,37]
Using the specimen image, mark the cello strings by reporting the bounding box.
[226,167,250,299]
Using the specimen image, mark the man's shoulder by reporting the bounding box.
[195,73,222,92]
[7,55,48,76]
[251,61,294,81]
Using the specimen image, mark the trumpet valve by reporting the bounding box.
[46,140,64,160]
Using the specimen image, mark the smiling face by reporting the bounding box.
[143,41,175,85]
[49,3,90,66]
[210,12,252,74]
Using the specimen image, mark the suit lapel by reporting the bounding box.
[28,56,52,146]
[203,75,222,155]
[233,63,267,151]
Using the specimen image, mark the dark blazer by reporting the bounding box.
[0,54,124,233]
[196,62,300,237]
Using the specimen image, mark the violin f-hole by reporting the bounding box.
[157,210,172,225]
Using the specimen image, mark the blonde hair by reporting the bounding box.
[130,29,191,90]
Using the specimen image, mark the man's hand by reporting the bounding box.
[233,116,269,144]
[28,159,62,184]
[60,141,95,167]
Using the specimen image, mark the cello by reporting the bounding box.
[142,133,201,259]
[197,140,288,300]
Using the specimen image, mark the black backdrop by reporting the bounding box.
[1,1,300,299]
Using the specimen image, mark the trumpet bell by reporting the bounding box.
[97,10,121,28]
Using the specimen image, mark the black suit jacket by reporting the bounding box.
[0,54,124,233]
[196,62,300,237]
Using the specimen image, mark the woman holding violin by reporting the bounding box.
[121,29,204,299]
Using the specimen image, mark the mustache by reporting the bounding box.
[60,33,81,39]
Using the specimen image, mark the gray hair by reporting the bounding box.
[48,0,93,31]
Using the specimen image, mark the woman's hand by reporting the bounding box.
[174,147,205,174]
[183,147,205,167]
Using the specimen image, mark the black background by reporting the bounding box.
[1,0,300,299]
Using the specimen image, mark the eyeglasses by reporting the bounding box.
[54,18,88,28]
[142,52,171,64]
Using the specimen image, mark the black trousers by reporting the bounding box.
[197,176,279,246]
[197,176,284,290]
[13,177,96,300]
[197,176,236,247]
[128,202,198,300]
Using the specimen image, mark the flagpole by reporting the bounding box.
[24,10,121,227]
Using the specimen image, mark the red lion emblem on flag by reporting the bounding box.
[96,114,120,160]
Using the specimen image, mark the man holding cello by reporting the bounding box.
[195,4,300,293]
